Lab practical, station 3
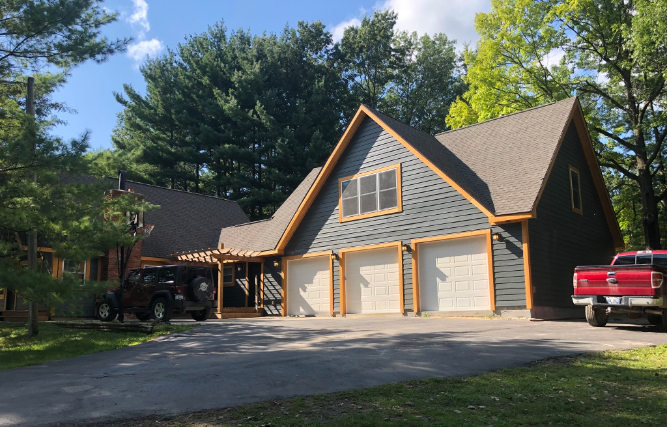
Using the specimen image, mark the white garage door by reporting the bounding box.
[287,257,331,316]
[346,247,401,314]
[418,236,490,312]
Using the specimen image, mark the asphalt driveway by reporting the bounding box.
[0,317,664,426]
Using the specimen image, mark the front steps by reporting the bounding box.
[211,307,264,319]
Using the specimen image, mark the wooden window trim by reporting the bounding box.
[281,251,333,317]
[569,165,583,215]
[338,242,404,315]
[410,230,495,313]
[338,164,403,223]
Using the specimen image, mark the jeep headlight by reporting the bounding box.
[175,294,184,300]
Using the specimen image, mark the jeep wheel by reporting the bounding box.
[151,297,173,322]
[585,305,608,327]
[191,307,212,321]
[96,301,117,322]
[135,313,151,322]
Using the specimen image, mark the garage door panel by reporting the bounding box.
[346,247,401,314]
[287,257,331,316]
[419,235,491,312]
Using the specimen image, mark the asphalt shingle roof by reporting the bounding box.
[218,167,322,252]
[62,176,250,258]
[365,97,578,216]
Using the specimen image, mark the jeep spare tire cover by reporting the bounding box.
[189,277,213,303]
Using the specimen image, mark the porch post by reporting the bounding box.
[217,260,224,314]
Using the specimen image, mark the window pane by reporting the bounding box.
[127,270,141,284]
[637,255,652,265]
[143,269,157,284]
[571,170,581,210]
[613,255,635,265]
[653,254,667,267]
[360,193,377,214]
[379,169,397,190]
[379,188,398,210]
[341,179,357,198]
[342,197,359,217]
[360,174,377,195]
[223,265,233,283]
[159,267,176,283]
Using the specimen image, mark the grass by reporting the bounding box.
[95,345,666,427]
[0,321,194,370]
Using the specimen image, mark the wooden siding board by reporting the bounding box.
[529,122,616,308]
[276,118,523,313]
[491,223,526,307]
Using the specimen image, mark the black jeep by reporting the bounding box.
[96,265,215,322]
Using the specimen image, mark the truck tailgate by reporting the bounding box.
[574,265,664,296]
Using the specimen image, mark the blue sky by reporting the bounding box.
[51,0,490,151]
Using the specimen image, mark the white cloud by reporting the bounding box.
[127,0,150,38]
[124,1,163,67]
[331,17,362,42]
[542,48,566,68]
[375,0,491,48]
[127,39,164,62]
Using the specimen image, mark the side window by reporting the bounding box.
[339,164,402,221]
[223,265,233,284]
[653,254,667,267]
[158,267,176,283]
[143,268,157,284]
[569,165,582,214]
[613,256,636,266]
[636,255,653,265]
[127,270,141,285]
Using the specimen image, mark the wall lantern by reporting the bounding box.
[273,260,280,267]
[330,253,339,261]
[401,244,411,252]
[492,233,505,242]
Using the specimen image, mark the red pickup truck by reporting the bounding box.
[572,250,666,328]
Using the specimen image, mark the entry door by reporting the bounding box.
[345,247,401,314]
[418,236,490,312]
[287,257,331,316]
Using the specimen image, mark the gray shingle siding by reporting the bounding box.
[223,263,247,308]
[529,122,616,308]
[491,223,526,307]
[281,118,516,313]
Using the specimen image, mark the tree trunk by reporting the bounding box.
[638,168,661,250]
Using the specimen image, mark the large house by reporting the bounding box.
[178,97,623,320]
[0,97,623,321]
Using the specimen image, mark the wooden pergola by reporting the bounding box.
[173,245,265,317]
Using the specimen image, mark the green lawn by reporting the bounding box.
[104,345,666,427]
[0,322,194,370]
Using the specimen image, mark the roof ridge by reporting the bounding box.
[435,97,576,137]
[115,177,238,203]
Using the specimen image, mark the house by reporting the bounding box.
[0,176,249,320]
[179,96,622,319]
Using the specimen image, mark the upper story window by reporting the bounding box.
[569,165,582,214]
[339,164,402,222]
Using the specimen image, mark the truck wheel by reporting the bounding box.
[191,308,212,321]
[151,297,173,322]
[585,305,608,327]
[135,313,151,322]
[647,313,666,327]
[96,301,117,322]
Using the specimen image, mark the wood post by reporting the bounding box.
[217,261,224,313]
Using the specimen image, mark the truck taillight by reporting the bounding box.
[573,272,578,289]
[651,271,664,289]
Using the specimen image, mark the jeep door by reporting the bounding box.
[124,270,142,307]
[138,268,158,306]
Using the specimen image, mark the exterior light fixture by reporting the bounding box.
[401,244,411,252]
[273,260,280,267]
[492,233,505,242]
[330,253,339,261]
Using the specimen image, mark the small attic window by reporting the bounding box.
[569,165,582,214]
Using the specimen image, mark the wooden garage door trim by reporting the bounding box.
[281,251,334,317]
[411,230,495,313]
[339,241,404,315]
